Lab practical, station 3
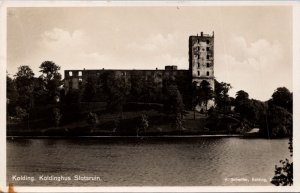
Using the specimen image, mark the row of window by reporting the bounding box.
[197,63,211,68]
[68,71,82,77]
[196,54,211,60]
[197,71,210,76]
[197,47,210,51]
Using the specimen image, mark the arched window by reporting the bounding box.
[207,71,209,76]
[198,71,200,76]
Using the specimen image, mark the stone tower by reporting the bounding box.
[189,32,215,109]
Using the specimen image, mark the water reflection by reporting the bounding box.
[7,137,289,186]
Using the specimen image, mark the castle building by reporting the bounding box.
[64,32,215,110]
[189,31,215,90]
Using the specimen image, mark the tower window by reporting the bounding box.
[206,47,210,51]
[198,62,200,68]
[206,55,209,60]
[69,71,73,77]
[207,71,209,76]
[206,63,209,67]
[198,71,200,76]
[206,40,210,44]
[198,54,200,59]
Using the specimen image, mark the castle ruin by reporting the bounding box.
[64,32,215,110]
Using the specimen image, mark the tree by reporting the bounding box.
[52,107,62,127]
[101,71,129,114]
[164,84,185,131]
[39,61,62,102]
[7,75,16,102]
[191,81,199,119]
[234,90,250,119]
[214,80,232,110]
[260,104,292,138]
[235,90,249,103]
[143,73,161,103]
[129,71,144,101]
[270,87,292,113]
[32,77,48,105]
[39,61,61,81]
[15,106,28,121]
[198,80,214,112]
[87,112,99,133]
[7,75,18,116]
[14,66,35,110]
[137,114,149,135]
[271,137,293,186]
[82,77,96,102]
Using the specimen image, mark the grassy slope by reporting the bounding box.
[7,102,232,136]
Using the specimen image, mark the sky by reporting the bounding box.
[7,6,293,101]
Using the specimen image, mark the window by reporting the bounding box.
[198,71,200,76]
[206,55,209,60]
[198,62,200,68]
[198,54,200,59]
[207,71,209,76]
[69,71,73,76]
[206,40,210,44]
[206,63,209,67]
[78,71,82,76]
[206,47,210,51]
[79,78,83,85]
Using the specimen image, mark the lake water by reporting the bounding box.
[7,137,290,186]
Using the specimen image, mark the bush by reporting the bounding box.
[139,114,149,133]
[52,107,62,126]
[15,106,28,121]
[87,112,99,129]
[271,138,293,186]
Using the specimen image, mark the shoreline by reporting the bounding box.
[7,134,245,139]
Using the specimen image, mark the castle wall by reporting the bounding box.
[64,69,189,93]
